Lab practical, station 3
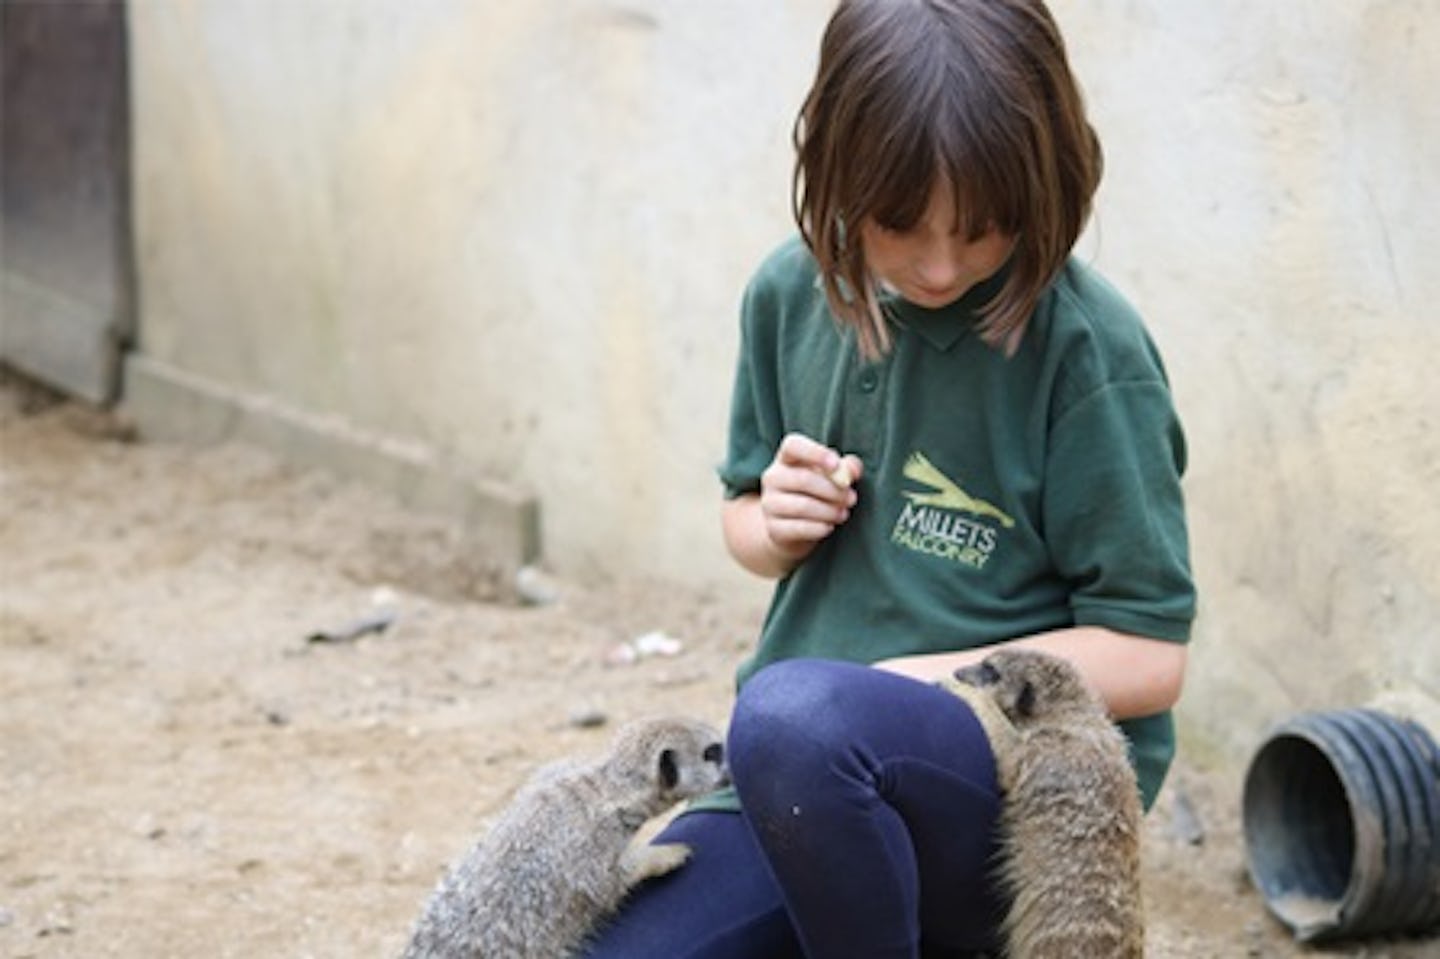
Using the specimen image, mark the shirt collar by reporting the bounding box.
[879,261,1011,352]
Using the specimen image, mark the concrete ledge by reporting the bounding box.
[122,352,540,568]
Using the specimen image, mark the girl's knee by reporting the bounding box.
[728,659,862,786]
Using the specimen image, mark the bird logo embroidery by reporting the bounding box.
[901,452,1015,528]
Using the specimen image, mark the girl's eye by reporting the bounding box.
[967,220,1000,243]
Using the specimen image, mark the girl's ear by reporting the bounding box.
[658,748,679,790]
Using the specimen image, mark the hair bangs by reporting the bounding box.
[862,57,1027,244]
[937,141,1020,243]
[931,58,1030,241]
[854,136,935,233]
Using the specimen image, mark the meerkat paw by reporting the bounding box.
[621,841,692,883]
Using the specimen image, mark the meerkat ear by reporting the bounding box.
[658,748,680,790]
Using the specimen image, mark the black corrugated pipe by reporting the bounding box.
[1242,708,1440,943]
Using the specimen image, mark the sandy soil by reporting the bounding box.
[1,369,1434,958]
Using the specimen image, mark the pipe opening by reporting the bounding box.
[1242,733,1354,933]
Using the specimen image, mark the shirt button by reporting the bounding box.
[858,371,879,393]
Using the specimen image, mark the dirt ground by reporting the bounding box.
[1,369,1434,958]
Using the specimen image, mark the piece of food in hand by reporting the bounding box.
[829,460,854,489]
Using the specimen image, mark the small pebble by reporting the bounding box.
[568,707,608,729]
[515,566,561,606]
[1168,785,1206,846]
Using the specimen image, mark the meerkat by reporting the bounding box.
[942,648,1144,959]
[400,715,728,959]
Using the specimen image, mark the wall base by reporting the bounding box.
[122,352,540,571]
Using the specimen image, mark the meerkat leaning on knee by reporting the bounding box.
[941,648,1143,959]
[400,716,728,959]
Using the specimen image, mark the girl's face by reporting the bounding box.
[859,180,1015,310]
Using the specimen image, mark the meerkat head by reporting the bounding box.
[950,648,1099,724]
[608,716,729,806]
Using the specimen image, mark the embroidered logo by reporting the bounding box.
[890,452,1013,569]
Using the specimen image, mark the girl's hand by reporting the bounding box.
[758,433,863,561]
[721,433,863,578]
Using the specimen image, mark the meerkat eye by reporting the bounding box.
[1015,679,1037,719]
[658,749,679,789]
[703,743,724,766]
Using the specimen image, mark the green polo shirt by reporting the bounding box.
[716,236,1195,810]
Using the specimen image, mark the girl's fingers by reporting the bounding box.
[764,464,854,512]
[767,516,842,550]
[763,488,849,526]
[776,432,835,469]
[769,440,857,502]
[776,433,849,484]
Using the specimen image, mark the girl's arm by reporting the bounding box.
[872,627,1187,720]
[722,433,863,578]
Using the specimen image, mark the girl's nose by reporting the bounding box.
[913,239,965,289]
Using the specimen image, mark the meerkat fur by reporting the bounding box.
[935,671,1022,762]
[401,715,728,959]
[947,648,1144,959]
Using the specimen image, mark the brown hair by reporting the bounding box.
[793,0,1103,357]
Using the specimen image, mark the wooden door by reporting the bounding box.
[1,0,132,403]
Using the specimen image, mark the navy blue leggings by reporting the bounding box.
[580,659,1006,958]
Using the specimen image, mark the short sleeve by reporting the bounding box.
[717,273,784,499]
[1042,378,1196,642]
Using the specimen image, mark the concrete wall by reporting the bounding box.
[1056,1,1440,746]
[128,0,827,586]
[126,0,1439,752]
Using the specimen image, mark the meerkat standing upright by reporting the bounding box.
[400,716,728,959]
[944,648,1144,959]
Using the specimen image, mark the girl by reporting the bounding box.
[584,1,1194,956]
